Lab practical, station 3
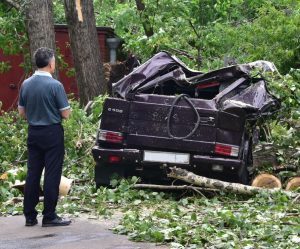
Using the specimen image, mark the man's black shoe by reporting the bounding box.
[42,216,71,227]
[25,218,38,226]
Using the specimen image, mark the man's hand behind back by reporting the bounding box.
[61,109,71,119]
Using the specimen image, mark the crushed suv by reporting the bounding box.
[92,51,280,186]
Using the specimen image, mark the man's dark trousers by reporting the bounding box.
[24,124,64,221]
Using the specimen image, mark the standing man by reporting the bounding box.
[18,47,71,227]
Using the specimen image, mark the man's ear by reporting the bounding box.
[49,57,56,73]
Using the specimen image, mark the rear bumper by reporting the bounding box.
[92,146,242,168]
[92,146,244,184]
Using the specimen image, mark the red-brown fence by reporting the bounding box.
[0,25,114,112]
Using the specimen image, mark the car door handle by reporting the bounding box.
[200,116,215,125]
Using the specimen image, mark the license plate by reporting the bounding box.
[143,151,190,164]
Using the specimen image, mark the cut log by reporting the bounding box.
[11,175,73,196]
[59,176,73,196]
[251,173,282,189]
[167,167,295,196]
[286,177,300,191]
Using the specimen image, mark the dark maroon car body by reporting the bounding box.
[92,52,280,186]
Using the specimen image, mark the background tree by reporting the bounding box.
[2,0,58,78]
[0,2,26,73]
[63,0,106,106]
[93,0,299,73]
[24,0,58,78]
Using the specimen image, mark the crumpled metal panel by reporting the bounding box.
[113,52,183,99]
[112,51,280,117]
[221,80,278,114]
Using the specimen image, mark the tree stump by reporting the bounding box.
[286,177,300,191]
[251,173,282,189]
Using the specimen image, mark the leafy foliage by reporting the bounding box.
[2,0,299,73]
[213,1,300,73]
[53,0,66,24]
[0,109,27,202]
[93,0,300,73]
[266,70,300,169]
[0,111,27,173]
[114,192,300,248]
[0,2,28,73]
[0,3,26,55]
[3,169,299,248]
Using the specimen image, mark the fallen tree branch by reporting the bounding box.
[292,194,300,204]
[83,100,94,113]
[132,183,219,193]
[167,167,297,197]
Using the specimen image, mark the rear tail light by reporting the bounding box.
[214,143,239,157]
[108,155,121,163]
[99,130,124,144]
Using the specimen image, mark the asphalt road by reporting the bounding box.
[0,216,168,249]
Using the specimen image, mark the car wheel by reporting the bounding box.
[238,139,253,185]
[238,164,250,185]
[94,162,125,188]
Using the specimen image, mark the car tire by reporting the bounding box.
[94,162,125,188]
[238,139,253,185]
[238,164,250,185]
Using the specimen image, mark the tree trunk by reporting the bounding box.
[24,0,58,78]
[63,0,106,106]
[167,167,296,196]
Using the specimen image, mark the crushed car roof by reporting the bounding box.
[112,51,280,116]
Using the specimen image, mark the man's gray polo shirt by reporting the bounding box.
[18,71,70,126]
